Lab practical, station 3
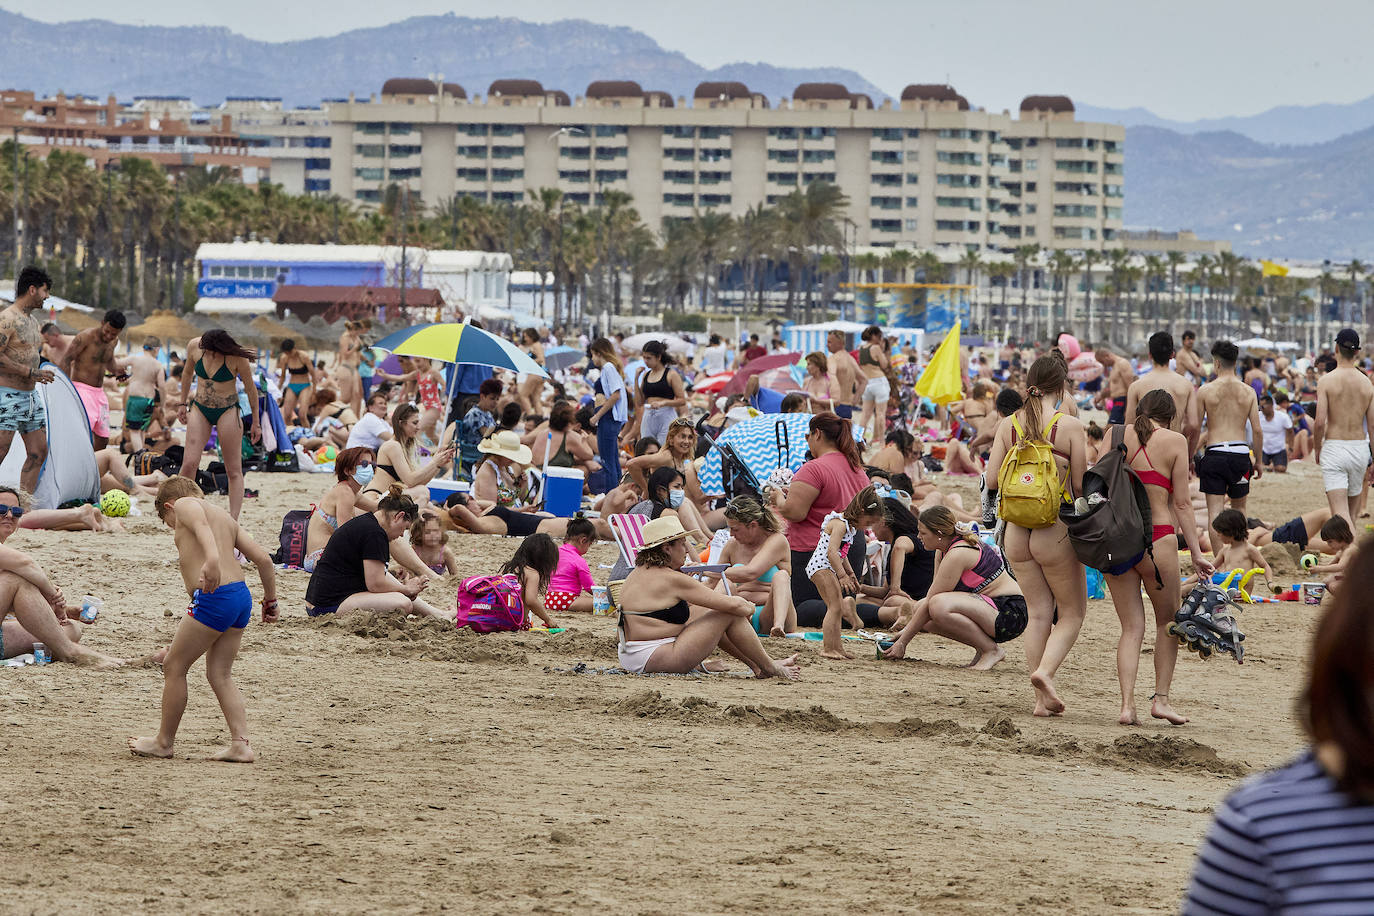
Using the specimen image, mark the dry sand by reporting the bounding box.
[0,459,1335,913]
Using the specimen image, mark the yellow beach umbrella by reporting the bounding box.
[915,322,964,405]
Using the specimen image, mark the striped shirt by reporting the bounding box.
[1183,750,1374,914]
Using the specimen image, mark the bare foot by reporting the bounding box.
[820,647,856,660]
[761,653,801,680]
[969,646,1006,671]
[65,648,126,670]
[768,624,787,639]
[1030,671,1065,716]
[134,647,169,667]
[1151,696,1189,725]
[842,608,863,630]
[1119,707,1139,726]
[128,736,173,758]
[209,739,256,763]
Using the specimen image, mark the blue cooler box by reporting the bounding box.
[428,478,469,505]
[543,467,584,517]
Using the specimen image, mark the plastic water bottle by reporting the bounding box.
[32,642,50,665]
[80,595,102,624]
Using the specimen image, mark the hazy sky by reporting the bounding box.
[20,0,1374,120]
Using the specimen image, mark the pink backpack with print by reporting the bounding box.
[455,574,528,633]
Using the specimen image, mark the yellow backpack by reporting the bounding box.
[997,412,1067,529]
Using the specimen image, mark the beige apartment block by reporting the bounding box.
[235,78,1125,253]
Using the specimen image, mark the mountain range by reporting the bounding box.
[4,8,1374,258]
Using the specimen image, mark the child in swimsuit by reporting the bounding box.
[399,515,457,581]
[544,516,598,613]
[498,532,559,628]
[807,485,886,660]
[129,475,278,764]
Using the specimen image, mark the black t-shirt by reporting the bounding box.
[895,535,935,599]
[305,513,391,608]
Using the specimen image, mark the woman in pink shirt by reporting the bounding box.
[769,411,870,615]
[544,517,598,613]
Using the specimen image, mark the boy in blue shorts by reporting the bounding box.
[129,475,277,763]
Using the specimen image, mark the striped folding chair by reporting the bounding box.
[606,513,651,607]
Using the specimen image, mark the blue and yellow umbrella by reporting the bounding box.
[371,322,549,378]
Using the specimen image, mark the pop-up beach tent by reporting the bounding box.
[0,363,101,509]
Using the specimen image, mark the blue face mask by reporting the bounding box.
[354,464,375,486]
[669,489,685,509]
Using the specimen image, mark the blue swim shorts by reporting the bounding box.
[187,580,252,632]
[0,385,46,434]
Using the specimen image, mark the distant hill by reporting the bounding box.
[1079,96,1374,147]
[1123,124,1374,258]
[0,9,886,107]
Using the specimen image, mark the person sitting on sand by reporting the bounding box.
[304,484,447,621]
[359,403,455,511]
[0,485,130,666]
[881,505,1026,670]
[491,532,560,629]
[1307,516,1355,595]
[855,496,934,630]
[616,516,802,679]
[1191,510,1274,590]
[542,517,597,614]
[715,495,795,637]
[129,475,278,762]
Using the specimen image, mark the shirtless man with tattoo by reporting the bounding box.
[61,309,130,450]
[0,266,55,494]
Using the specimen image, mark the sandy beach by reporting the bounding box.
[0,458,1328,913]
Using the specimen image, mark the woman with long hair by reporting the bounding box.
[276,338,318,428]
[881,505,1026,669]
[588,337,627,489]
[802,351,837,414]
[853,495,935,627]
[359,403,455,510]
[624,417,713,538]
[856,325,891,445]
[177,330,260,520]
[1108,389,1215,726]
[628,340,687,445]
[717,495,795,637]
[984,354,1088,715]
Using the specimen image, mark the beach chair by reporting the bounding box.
[605,513,728,607]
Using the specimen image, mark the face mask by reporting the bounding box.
[353,465,375,486]
[669,490,685,509]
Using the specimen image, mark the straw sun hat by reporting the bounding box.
[477,430,532,465]
[636,516,691,553]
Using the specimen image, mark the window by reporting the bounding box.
[699,193,731,207]
[664,148,694,161]
[1053,226,1097,240]
[906,128,921,139]
[1104,184,1123,198]
[1105,206,1123,220]
[937,128,983,140]
[870,150,903,164]
[491,124,523,137]
[388,123,413,134]
[304,136,331,149]
[1005,138,1023,151]
[663,193,694,206]
[801,126,835,140]
[560,147,591,160]
[937,173,981,187]
[1104,162,1123,175]
[457,145,488,157]
[768,149,798,162]
[1054,204,1097,218]
[936,219,981,231]
[565,192,590,205]
[1103,228,1118,241]
[698,170,730,184]
[699,147,731,162]
[354,167,383,181]
[594,125,626,137]
[663,169,694,184]
[698,126,732,140]
[904,219,919,231]
[456,168,488,181]
[1002,225,1022,238]
[355,189,380,201]
[870,196,901,210]
[1054,181,1096,195]
[1104,140,1120,153]
[802,149,836,163]
[937,151,982,166]
[595,169,628,182]
[389,167,422,180]
[1025,182,1037,192]
[871,219,901,232]
[1056,160,1097,173]
[1026,203,1037,214]
[936,196,981,211]
[905,196,919,208]
[559,169,590,183]
[767,171,797,184]
[872,128,903,141]
[389,144,421,157]
[1054,138,1085,149]
[357,122,385,135]
[768,127,798,140]
[663,125,695,139]
[304,178,331,192]
[491,168,523,182]
[458,124,488,137]
[354,144,384,158]
[802,172,836,184]
[871,173,902,187]
[490,146,522,159]
[906,173,920,185]
[304,158,330,171]
[491,191,520,204]
[594,147,627,160]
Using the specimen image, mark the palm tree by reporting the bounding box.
[692,209,734,308]
[1046,249,1076,333]
[986,260,1015,326]
[776,181,848,321]
[1347,258,1366,329]
[1012,243,1040,343]
[1164,250,1186,335]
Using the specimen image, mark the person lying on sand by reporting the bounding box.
[130,475,278,762]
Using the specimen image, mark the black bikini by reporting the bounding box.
[622,599,690,627]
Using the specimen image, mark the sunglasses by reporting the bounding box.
[668,419,695,431]
[0,505,24,518]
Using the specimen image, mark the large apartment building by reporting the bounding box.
[170,78,1127,253]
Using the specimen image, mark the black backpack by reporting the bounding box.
[271,509,312,567]
[1059,424,1162,587]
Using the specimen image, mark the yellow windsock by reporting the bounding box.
[915,321,963,405]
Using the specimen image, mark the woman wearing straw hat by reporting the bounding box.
[471,428,535,510]
[617,515,801,679]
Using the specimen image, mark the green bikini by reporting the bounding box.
[192,357,237,425]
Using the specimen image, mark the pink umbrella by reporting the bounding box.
[721,351,800,397]
[694,371,735,393]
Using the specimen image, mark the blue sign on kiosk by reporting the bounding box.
[197,280,275,298]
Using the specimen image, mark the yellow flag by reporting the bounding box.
[1261,259,1289,277]
[915,322,964,405]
